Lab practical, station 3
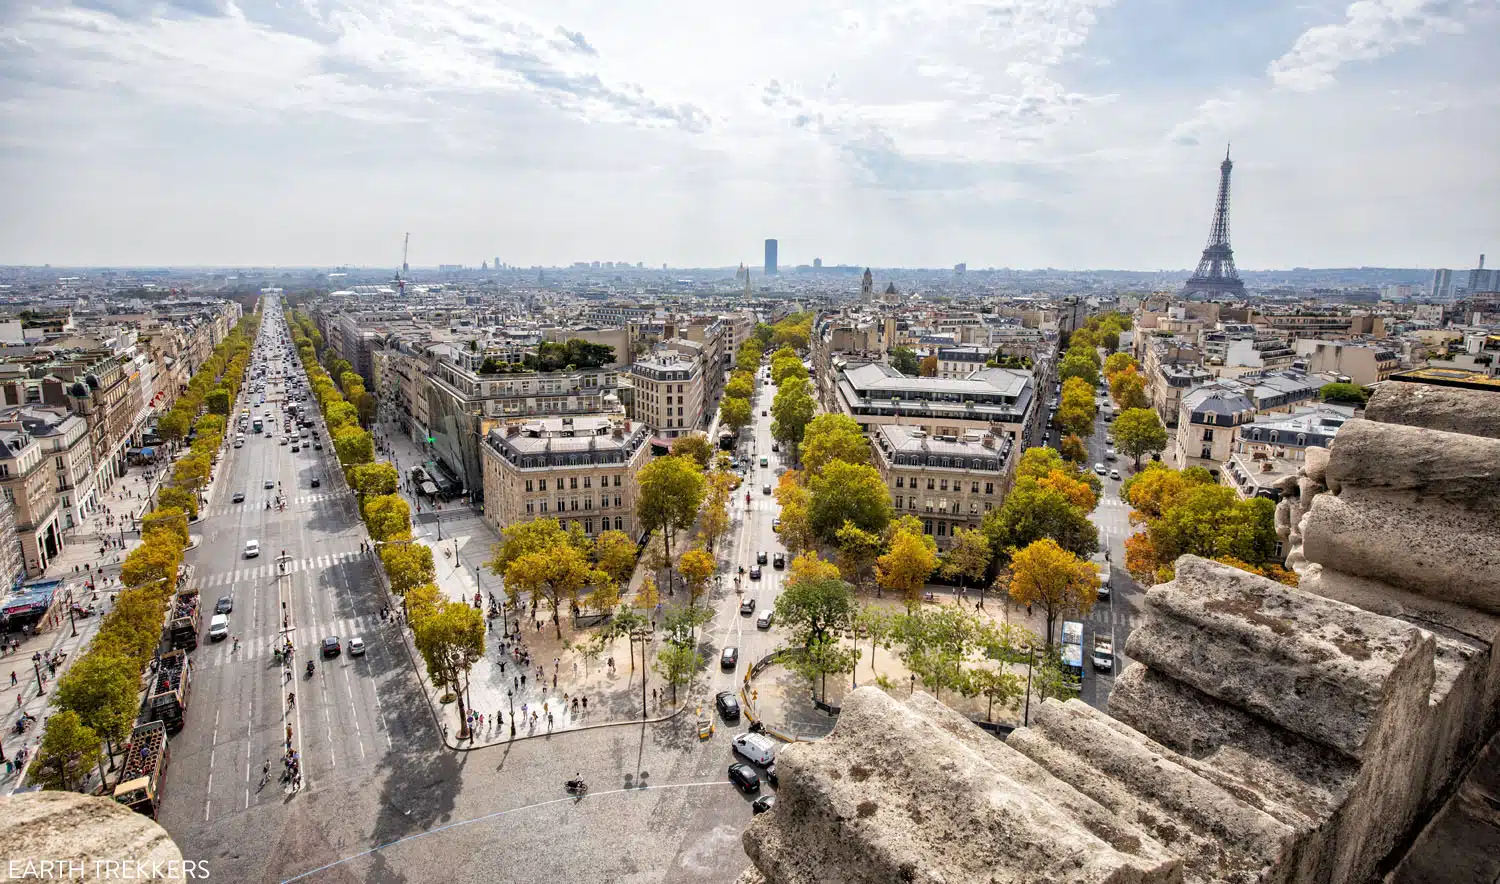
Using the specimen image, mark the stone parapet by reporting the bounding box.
[738,382,1500,884]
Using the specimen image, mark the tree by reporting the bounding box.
[412,599,486,734]
[699,470,734,552]
[788,635,860,702]
[156,485,197,520]
[890,347,919,375]
[363,494,412,543]
[725,374,754,400]
[876,526,938,608]
[333,426,375,468]
[634,575,661,611]
[800,414,870,474]
[380,542,436,597]
[890,605,982,701]
[593,530,638,584]
[772,355,808,386]
[807,460,892,543]
[1320,382,1369,405]
[29,710,100,792]
[853,605,894,674]
[206,387,230,416]
[835,522,883,592]
[982,483,1098,564]
[941,527,992,592]
[1103,352,1139,380]
[55,652,136,768]
[350,462,399,498]
[584,579,621,614]
[771,376,816,450]
[1110,368,1149,411]
[771,314,812,350]
[636,456,706,593]
[1008,538,1099,647]
[670,434,714,470]
[653,640,701,704]
[1058,352,1100,388]
[787,551,842,587]
[1113,407,1168,468]
[506,544,608,637]
[1059,434,1088,464]
[719,395,752,432]
[774,576,856,650]
[961,667,1025,722]
[677,546,716,607]
[156,410,190,444]
[736,341,763,373]
[489,518,568,576]
[140,507,189,548]
[121,535,182,592]
[918,354,938,377]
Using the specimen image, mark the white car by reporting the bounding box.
[1093,463,1106,475]
[244,539,260,558]
[349,637,366,656]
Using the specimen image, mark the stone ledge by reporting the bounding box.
[1123,557,1433,759]
[1321,420,1500,512]
[1363,383,1500,438]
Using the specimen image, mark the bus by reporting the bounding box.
[1060,620,1085,689]
[252,418,263,433]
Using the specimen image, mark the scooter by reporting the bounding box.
[305,661,315,678]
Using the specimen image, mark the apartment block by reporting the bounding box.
[1294,339,1403,386]
[0,427,62,576]
[628,352,704,439]
[0,406,95,530]
[1221,404,1353,502]
[480,416,651,539]
[831,360,1039,449]
[872,426,1015,549]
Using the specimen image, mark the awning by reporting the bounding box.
[420,481,439,495]
[140,447,155,457]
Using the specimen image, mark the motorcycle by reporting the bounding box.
[564,779,588,796]
[305,661,315,678]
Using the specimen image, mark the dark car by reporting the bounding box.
[310,476,321,488]
[752,794,776,814]
[716,691,741,720]
[749,565,762,580]
[756,551,768,565]
[728,763,761,793]
[739,597,756,615]
[215,596,233,614]
[773,552,785,569]
[231,491,245,503]
[720,646,739,670]
[765,762,779,786]
[321,636,341,657]
[313,441,324,451]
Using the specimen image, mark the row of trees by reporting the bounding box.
[288,312,493,737]
[772,553,1081,718]
[30,314,262,790]
[1122,462,1292,587]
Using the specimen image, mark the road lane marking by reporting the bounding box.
[279,779,732,883]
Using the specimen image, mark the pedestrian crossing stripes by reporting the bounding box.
[196,613,393,669]
[197,551,366,588]
[205,492,344,517]
[1083,609,1137,629]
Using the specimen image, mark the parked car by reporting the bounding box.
[752,795,776,814]
[720,646,739,669]
[715,691,741,720]
[732,732,778,766]
[728,763,761,794]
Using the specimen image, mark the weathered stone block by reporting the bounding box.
[1123,557,1433,759]
[1323,420,1500,515]
[1363,383,1500,438]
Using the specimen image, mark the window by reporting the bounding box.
[923,520,933,535]
[1297,434,1307,446]
[584,498,593,510]
[585,519,594,534]
[894,496,903,509]
[538,479,547,492]
[570,477,578,490]
[937,522,947,537]
[614,475,622,487]
[614,495,622,508]
[908,496,916,509]
[540,501,548,514]
[1201,447,1212,460]
[985,502,993,512]
[986,482,994,494]
[583,477,591,489]
[895,476,904,488]
[1252,429,1261,441]
[614,516,623,531]
[971,481,979,493]
[1202,428,1214,442]
[1270,431,1279,443]
[927,478,935,490]
[525,479,533,492]
[924,500,933,513]
[525,501,534,515]
[939,479,948,492]
[970,502,978,515]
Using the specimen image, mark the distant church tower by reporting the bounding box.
[745,265,753,299]
[861,268,873,298]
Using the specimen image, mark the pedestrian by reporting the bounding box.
[521,673,527,688]
[552,672,557,689]
[16,693,21,707]
[8,672,14,686]
[513,676,518,690]
[499,660,506,675]
[582,696,588,711]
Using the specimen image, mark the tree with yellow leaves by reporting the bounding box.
[677,546,716,607]
[1007,538,1099,647]
[876,525,938,609]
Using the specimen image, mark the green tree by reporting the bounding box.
[55,653,137,769]
[1110,368,1150,411]
[488,518,568,576]
[411,599,486,733]
[719,395,752,432]
[504,544,607,638]
[363,494,412,542]
[788,635,860,702]
[771,376,816,452]
[982,482,1098,565]
[140,507,189,548]
[1320,382,1369,405]
[940,527,992,592]
[961,666,1025,722]
[807,460,892,543]
[380,541,436,596]
[1103,352,1139,380]
[670,433,715,470]
[29,711,101,792]
[636,455,706,594]
[349,462,399,498]
[890,347,919,375]
[725,373,754,400]
[876,525,938,608]
[772,355,809,387]
[653,640,702,704]
[333,426,375,468]
[774,576,856,650]
[799,414,870,474]
[121,535,183,592]
[157,485,198,520]
[1059,433,1088,464]
[1113,407,1168,469]
[853,605,895,675]
[206,387,231,416]
[1059,352,1100,388]
[890,605,982,701]
[1008,538,1099,647]
[156,409,190,444]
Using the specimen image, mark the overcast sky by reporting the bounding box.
[1,0,1496,270]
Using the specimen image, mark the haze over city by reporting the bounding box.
[1,0,1496,269]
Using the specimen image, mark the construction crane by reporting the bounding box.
[395,232,410,295]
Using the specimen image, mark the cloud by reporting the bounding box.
[553,27,596,55]
[1268,0,1484,92]
[1167,92,1256,147]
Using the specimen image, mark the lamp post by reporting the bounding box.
[67,589,78,638]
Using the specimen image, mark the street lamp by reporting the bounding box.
[66,589,78,638]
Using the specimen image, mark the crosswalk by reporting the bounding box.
[1084,608,1137,629]
[197,551,366,588]
[194,613,393,670]
[204,493,344,517]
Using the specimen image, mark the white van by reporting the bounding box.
[208,613,230,642]
[732,732,778,766]
[244,539,260,558]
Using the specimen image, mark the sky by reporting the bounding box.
[0,0,1497,271]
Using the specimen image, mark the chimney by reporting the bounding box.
[982,434,996,449]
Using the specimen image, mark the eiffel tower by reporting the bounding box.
[1182,147,1246,299]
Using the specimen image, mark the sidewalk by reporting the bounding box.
[371,416,683,746]
[0,458,162,789]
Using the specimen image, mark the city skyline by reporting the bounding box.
[0,0,1496,269]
